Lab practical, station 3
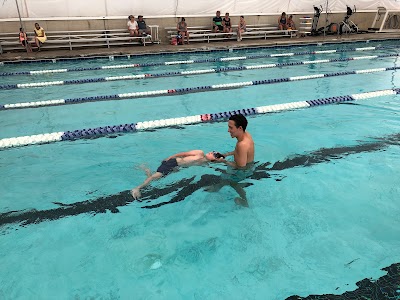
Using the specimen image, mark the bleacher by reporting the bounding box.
[0,27,160,53]
[166,24,297,43]
[0,22,298,53]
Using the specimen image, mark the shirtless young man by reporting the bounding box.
[211,114,255,206]
[221,114,254,168]
[131,150,224,199]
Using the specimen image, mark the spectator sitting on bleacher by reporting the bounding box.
[212,11,223,33]
[278,12,288,30]
[19,28,32,52]
[223,12,232,37]
[34,22,47,51]
[287,15,296,30]
[236,16,247,41]
[137,15,151,36]
[127,15,139,36]
[177,17,189,44]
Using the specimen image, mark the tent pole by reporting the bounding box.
[15,0,23,29]
[15,0,30,53]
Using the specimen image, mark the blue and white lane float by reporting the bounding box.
[0,45,397,77]
[0,88,399,150]
[1,53,398,90]
[1,66,399,111]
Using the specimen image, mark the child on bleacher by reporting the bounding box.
[287,15,296,30]
[19,28,32,52]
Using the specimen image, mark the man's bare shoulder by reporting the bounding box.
[243,132,254,143]
[236,139,250,150]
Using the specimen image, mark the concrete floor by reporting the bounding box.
[0,32,399,61]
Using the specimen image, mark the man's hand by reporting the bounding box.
[131,188,141,200]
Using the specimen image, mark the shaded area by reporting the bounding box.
[286,263,400,300]
[0,133,399,228]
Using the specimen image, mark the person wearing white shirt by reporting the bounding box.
[127,15,138,36]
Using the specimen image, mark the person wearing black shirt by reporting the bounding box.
[223,12,232,37]
[213,11,223,32]
[137,15,151,35]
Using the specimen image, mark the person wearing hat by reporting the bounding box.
[137,15,151,36]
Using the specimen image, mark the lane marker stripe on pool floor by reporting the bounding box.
[0,45,398,77]
[0,88,399,149]
[1,65,399,111]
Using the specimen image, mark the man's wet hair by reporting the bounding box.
[229,114,248,131]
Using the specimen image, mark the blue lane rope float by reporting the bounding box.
[0,39,398,68]
[0,45,397,77]
[1,65,399,111]
[1,53,398,90]
[0,88,399,150]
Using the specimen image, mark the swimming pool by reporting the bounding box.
[1,40,400,299]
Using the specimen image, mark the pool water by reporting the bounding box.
[1,40,400,299]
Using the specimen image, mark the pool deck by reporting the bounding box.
[0,32,399,61]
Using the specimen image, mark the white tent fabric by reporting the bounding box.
[1,0,399,19]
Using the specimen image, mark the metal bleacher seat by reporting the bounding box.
[0,27,160,53]
[167,24,297,44]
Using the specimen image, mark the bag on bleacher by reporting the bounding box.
[171,37,177,45]
[176,34,183,45]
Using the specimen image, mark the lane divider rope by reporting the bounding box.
[1,65,399,111]
[0,88,399,149]
[1,53,398,90]
[0,45,397,77]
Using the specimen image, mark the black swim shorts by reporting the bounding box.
[156,158,178,175]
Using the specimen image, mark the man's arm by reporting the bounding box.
[216,158,236,168]
[233,142,248,168]
[218,144,247,168]
[223,151,234,157]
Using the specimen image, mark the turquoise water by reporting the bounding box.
[1,40,400,299]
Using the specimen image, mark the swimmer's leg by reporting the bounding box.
[131,172,163,200]
[135,164,153,177]
[204,182,225,192]
[230,182,249,207]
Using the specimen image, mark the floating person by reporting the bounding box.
[131,150,225,199]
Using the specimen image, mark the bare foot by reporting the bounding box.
[234,197,249,207]
[131,188,141,200]
[135,164,152,177]
[204,185,219,192]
